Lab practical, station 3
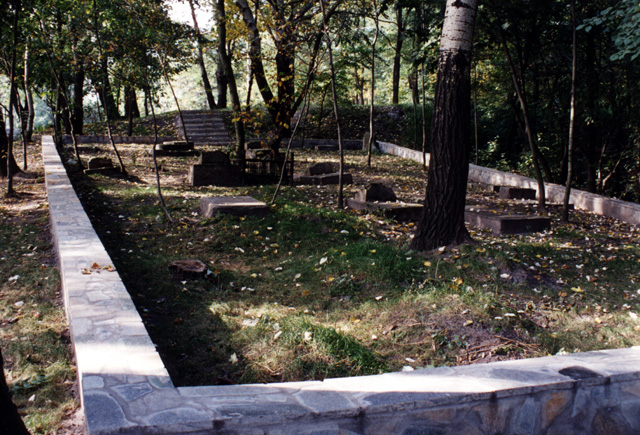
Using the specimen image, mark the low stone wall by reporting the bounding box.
[43,135,640,434]
[62,134,179,145]
[378,141,640,227]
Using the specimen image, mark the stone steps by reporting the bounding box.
[174,111,231,146]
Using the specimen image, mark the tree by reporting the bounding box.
[234,0,341,153]
[411,0,478,252]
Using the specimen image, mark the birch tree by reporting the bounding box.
[411,0,478,252]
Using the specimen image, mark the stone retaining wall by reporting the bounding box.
[43,135,640,434]
[378,141,640,227]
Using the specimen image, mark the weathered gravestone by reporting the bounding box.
[464,205,551,234]
[347,183,422,221]
[154,140,198,157]
[84,157,118,175]
[306,162,338,176]
[189,151,243,187]
[199,196,269,218]
[295,162,353,185]
[355,182,397,202]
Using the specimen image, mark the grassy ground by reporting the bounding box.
[63,141,640,387]
[0,143,80,434]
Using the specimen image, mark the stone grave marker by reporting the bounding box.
[464,205,550,234]
[154,140,198,157]
[347,183,422,221]
[189,151,243,187]
[84,157,118,175]
[295,161,353,185]
[200,196,269,218]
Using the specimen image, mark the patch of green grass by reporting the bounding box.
[1,198,77,434]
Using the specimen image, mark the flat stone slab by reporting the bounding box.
[346,198,422,222]
[465,206,550,234]
[499,186,537,200]
[200,196,269,218]
[159,141,194,151]
[294,173,353,186]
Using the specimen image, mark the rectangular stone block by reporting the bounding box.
[346,199,422,222]
[499,186,537,200]
[465,208,550,234]
[159,141,194,151]
[200,196,269,218]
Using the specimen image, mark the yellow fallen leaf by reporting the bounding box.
[464,320,474,327]
[81,268,91,275]
[423,261,432,267]
[571,287,584,293]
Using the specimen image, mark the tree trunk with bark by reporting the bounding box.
[410,0,478,252]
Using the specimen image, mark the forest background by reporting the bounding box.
[1,0,640,203]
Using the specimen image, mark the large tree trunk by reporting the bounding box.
[410,0,478,252]
[391,5,404,105]
[0,348,31,435]
[188,0,217,110]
